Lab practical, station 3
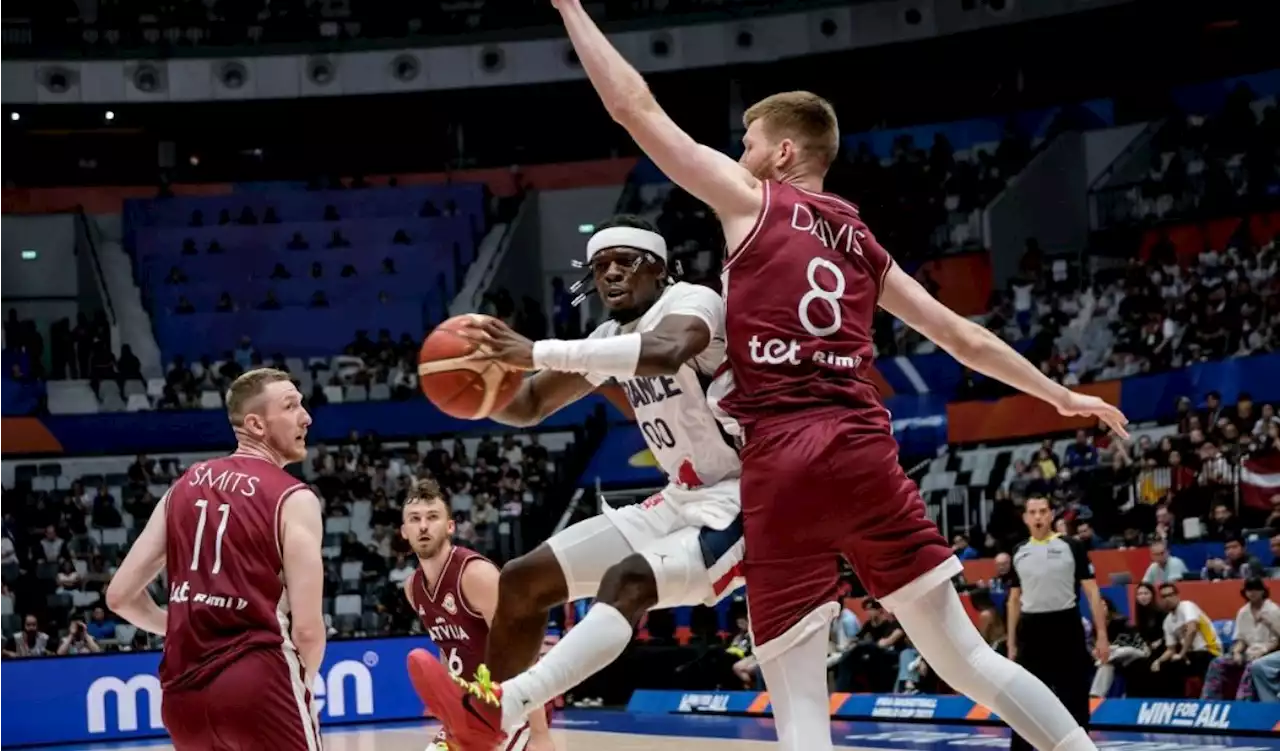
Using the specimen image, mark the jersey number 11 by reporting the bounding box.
[190,499,231,575]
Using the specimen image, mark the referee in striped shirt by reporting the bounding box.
[1006,498,1109,751]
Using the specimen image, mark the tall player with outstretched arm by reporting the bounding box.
[407,215,745,750]
[399,480,555,751]
[537,2,1130,751]
[107,368,327,750]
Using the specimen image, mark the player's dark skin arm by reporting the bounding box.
[489,370,598,428]
[465,314,711,377]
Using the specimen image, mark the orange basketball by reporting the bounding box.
[418,314,523,420]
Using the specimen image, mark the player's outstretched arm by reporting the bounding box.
[472,292,717,379]
[554,0,759,220]
[281,488,327,685]
[106,491,170,635]
[491,370,599,428]
[878,264,1130,438]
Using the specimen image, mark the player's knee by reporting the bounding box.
[596,554,658,619]
[499,546,567,612]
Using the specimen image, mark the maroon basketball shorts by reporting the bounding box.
[739,407,960,655]
[163,647,322,751]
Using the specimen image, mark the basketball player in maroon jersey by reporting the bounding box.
[106,368,327,750]
[538,3,1132,751]
[400,482,555,751]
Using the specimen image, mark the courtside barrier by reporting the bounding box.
[0,637,437,747]
[626,690,1280,735]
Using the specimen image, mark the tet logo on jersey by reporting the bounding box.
[442,593,458,615]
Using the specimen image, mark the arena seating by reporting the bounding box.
[126,183,486,359]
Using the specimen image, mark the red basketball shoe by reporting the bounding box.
[408,649,505,751]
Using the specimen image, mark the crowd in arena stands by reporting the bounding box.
[1120,83,1279,225]
[638,122,1038,290]
[157,329,425,411]
[3,309,121,385]
[1,431,561,657]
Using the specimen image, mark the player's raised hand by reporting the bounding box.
[1054,391,1130,439]
[459,317,536,371]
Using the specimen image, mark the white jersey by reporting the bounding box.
[585,282,741,489]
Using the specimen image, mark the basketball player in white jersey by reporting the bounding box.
[407,215,744,749]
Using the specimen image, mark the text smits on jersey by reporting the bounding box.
[187,464,261,496]
[169,580,248,610]
[748,335,862,372]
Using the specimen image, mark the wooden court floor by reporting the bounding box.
[32,711,1280,751]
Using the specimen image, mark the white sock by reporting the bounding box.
[892,582,1095,751]
[758,621,835,751]
[499,603,632,731]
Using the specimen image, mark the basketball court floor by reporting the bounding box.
[27,711,1280,751]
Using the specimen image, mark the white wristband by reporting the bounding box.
[532,334,642,378]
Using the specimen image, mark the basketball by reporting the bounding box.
[418,314,523,420]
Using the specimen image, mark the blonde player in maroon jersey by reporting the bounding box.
[529,3,1133,751]
[106,368,327,750]
[400,481,556,751]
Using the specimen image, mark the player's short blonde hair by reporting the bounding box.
[225,367,294,427]
[743,91,840,169]
[405,477,447,510]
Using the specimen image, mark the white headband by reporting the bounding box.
[585,226,667,264]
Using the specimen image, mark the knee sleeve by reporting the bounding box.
[545,515,635,602]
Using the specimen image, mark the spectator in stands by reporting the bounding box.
[1203,537,1264,580]
[1202,578,1280,700]
[165,266,187,284]
[1064,430,1099,470]
[287,232,309,250]
[1206,501,1244,541]
[263,206,280,224]
[91,493,123,529]
[1,536,17,566]
[1152,582,1222,696]
[834,599,904,693]
[327,229,351,248]
[175,296,195,314]
[54,559,81,592]
[392,229,411,245]
[323,204,340,221]
[207,239,225,254]
[951,533,979,560]
[1271,533,1280,569]
[1142,541,1188,584]
[38,525,65,562]
[85,606,115,642]
[971,588,1007,656]
[181,238,198,255]
[1152,505,1185,545]
[215,293,234,313]
[1073,521,1110,551]
[5,615,50,657]
[116,345,143,390]
[719,613,759,689]
[56,620,102,656]
[1090,596,1151,698]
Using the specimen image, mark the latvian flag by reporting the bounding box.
[1240,453,1280,512]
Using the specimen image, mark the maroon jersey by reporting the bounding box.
[159,454,308,691]
[411,545,491,681]
[719,180,894,433]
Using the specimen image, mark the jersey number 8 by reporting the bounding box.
[798,256,846,338]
